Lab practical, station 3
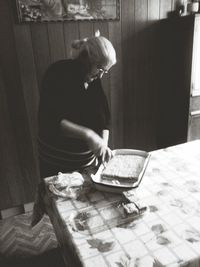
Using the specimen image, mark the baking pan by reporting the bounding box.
[90,149,151,193]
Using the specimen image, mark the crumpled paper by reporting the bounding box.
[31,171,91,228]
[48,171,85,199]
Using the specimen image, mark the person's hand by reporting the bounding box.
[98,146,113,166]
[86,130,113,164]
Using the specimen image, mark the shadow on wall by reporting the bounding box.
[123,21,160,151]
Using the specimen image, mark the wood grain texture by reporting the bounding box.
[79,21,94,39]
[13,24,39,133]
[148,0,160,22]
[47,23,66,63]
[63,22,79,58]
[0,0,39,208]
[30,24,51,91]
[0,67,20,208]
[121,0,135,148]
[108,19,123,149]
[134,0,149,149]
[159,0,173,19]
[12,22,40,186]
[147,0,160,150]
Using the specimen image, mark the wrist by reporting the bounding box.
[85,129,95,142]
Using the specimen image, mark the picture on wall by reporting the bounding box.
[15,0,120,22]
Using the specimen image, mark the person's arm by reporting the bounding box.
[101,129,113,163]
[60,119,107,157]
[60,118,92,140]
[60,119,113,163]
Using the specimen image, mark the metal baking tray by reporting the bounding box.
[90,149,151,193]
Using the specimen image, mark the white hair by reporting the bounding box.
[71,35,116,68]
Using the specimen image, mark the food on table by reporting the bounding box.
[122,201,147,216]
[101,155,145,182]
[122,203,139,215]
[123,190,138,202]
[53,171,84,189]
[48,171,84,199]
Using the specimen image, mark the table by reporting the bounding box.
[44,140,200,267]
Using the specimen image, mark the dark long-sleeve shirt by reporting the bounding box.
[38,58,110,177]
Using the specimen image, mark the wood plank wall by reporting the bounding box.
[0,0,182,210]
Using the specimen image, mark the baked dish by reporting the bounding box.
[90,149,150,193]
[101,154,145,182]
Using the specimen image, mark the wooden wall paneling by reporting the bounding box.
[108,19,124,149]
[121,0,135,148]
[47,23,66,63]
[159,0,173,19]
[93,21,108,38]
[78,21,94,39]
[134,0,150,150]
[30,24,51,91]
[172,0,184,10]
[135,0,148,33]
[0,0,36,207]
[0,66,20,209]
[147,0,160,150]
[12,22,40,191]
[63,22,79,58]
[0,5,21,209]
[148,0,160,22]
[13,24,39,134]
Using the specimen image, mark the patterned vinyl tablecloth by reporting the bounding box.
[44,140,200,267]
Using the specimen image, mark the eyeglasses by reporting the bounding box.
[98,68,109,74]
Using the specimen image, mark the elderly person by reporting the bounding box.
[38,34,117,178]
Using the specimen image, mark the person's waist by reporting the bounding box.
[38,136,93,158]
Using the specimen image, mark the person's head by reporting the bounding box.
[71,34,117,83]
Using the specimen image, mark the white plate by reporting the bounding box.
[90,149,151,193]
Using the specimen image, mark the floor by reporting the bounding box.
[0,212,66,267]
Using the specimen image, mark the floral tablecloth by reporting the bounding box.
[44,140,200,267]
